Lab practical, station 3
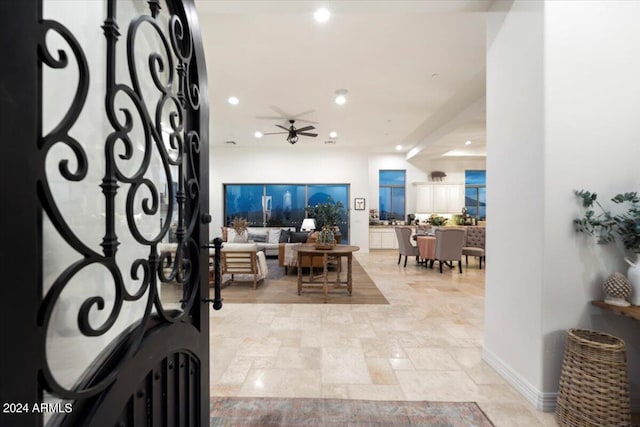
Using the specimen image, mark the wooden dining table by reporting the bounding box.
[295,243,360,302]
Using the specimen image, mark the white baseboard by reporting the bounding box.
[482,347,640,413]
[482,347,557,412]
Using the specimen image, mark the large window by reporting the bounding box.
[465,170,486,220]
[223,183,350,242]
[378,170,405,221]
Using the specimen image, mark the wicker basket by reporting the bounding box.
[556,328,630,427]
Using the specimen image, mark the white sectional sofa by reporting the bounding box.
[221,226,295,257]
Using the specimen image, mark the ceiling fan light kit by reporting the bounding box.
[262,119,318,145]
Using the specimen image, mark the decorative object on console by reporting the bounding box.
[625,256,640,306]
[574,190,640,304]
[602,272,632,307]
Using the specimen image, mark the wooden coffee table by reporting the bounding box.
[295,244,360,302]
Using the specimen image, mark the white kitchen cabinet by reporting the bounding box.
[415,185,434,213]
[414,183,464,214]
[369,227,398,249]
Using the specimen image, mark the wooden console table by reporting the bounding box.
[296,244,360,303]
[591,300,640,321]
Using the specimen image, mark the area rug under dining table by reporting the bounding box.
[210,396,494,426]
[212,257,389,305]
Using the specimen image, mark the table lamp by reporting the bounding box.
[300,218,316,232]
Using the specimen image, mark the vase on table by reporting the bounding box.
[625,254,640,305]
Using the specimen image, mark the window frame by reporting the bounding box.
[378,170,406,221]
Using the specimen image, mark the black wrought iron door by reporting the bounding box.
[0,1,219,426]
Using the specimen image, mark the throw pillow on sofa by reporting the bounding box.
[248,230,268,243]
[289,231,310,243]
[268,228,281,243]
[279,229,291,243]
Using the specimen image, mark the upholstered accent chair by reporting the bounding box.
[394,226,419,267]
[434,228,466,273]
[461,226,486,269]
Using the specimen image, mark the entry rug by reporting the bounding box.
[210,397,494,426]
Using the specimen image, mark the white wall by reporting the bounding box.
[543,0,640,399]
[485,0,546,404]
[486,0,640,410]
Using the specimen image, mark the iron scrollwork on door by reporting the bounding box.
[38,0,211,424]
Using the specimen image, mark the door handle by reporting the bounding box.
[203,237,223,310]
[201,213,212,224]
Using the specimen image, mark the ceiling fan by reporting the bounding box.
[263,119,318,144]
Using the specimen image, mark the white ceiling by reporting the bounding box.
[196,0,489,160]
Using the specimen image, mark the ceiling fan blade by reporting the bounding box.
[291,109,316,118]
[298,132,318,137]
[291,118,319,125]
[256,115,287,120]
[262,131,288,135]
[275,124,290,131]
[269,105,290,117]
[295,125,315,133]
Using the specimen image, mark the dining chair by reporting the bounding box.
[462,226,486,269]
[434,228,466,273]
[394,226,419,267]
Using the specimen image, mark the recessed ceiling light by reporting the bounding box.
[329,131,338,138]
[334,89,348,105]
[254,131,263,138]
[227,96,239,105]
[314,7,331,23]
[465,140,472,145]
[395,145,403,151]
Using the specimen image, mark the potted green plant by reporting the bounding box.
[305,197,345,229]
[574,190,640,251]
[574,190,640,304]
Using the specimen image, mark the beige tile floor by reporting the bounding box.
[210,250,558,427]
